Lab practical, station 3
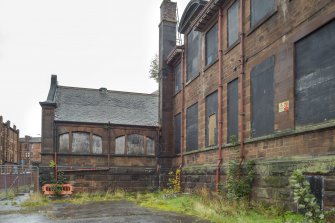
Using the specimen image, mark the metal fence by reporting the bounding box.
[0,165,39,200]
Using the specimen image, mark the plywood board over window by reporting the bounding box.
[250,0,276,28]
[72,132,90,154]
[186,103,198,151]
[127,134,144,155]
[228,1,239,47]
[251,56,275,138]
[92,135,102,154]
[187,30,200,81]
[205,91,218,147]
[295,20,335,126]
[174,113,181,154]
[208,114,217,146]
[228,79,238,143]
[175,63,182,93]
[146,137,155,155]
[205,23,218,65]
[58,133,70,153]
[115,136,125,155]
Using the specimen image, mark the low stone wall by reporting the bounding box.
[175,156,335,210]
[39,166,159,192]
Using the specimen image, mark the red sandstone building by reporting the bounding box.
[19,136,41,166]
[40,75,159,191]
[0,116,20,165]
[39,0,335,209]
[159,0,335,209]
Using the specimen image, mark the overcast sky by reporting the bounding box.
[0,0,190,137]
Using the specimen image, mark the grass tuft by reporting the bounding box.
[21,193,50,208]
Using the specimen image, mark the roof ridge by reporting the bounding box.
[58,85,158,97]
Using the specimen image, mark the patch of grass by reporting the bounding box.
[130,190,304,223]
[6,189,16,200]
[21,193,50,208]
[20,189,304,223]
[70,188,126,204]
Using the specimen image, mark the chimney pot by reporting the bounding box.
[99,87,107,94]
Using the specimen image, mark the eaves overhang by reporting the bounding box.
[193,0,225,32]
[179,0,208,34]
[167,45,184,65]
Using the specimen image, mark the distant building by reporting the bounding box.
[0,116,20,165]
[19,136,41,166]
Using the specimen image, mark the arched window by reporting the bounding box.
[146,137,155,155]
[115,136,125,155]
[59,133,70,152]
[92,135,102,154]
[72,132,90,153]
[127,134,144,155]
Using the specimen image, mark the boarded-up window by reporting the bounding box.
[72,132,90,153]
[127,134,144,155]
[59,133,70,153]
[306,176,324,209]
[175,63,182,93]
[115,136,125,155]
[208,115,217,146]
[250,0,275,28]
[205,91,218,147]
[187,30,199,81]
[146,137,155,155]
[251,56,274,137]
[92,135,102,154]
[228,79,239,142]
[174,113,181,154]
[295,20,335,126]
[186,103,198,151]
[228,1,239,47]
[205,23,218,65]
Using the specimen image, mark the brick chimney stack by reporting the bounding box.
[159,0,177,155]
[160,0,177,22]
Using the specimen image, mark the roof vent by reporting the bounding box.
[99,87,107,94]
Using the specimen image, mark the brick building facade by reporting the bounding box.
[38,0,335,209]
[19,136,41,166]
[40,75,159,191]
[159,0,335,210]
[0,116,20,165]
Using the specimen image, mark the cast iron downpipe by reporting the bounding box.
[107,122,111,168]
[238,0,246,172]
[54,123,58,181]
[180,49,185,168]
[216,7,223,192]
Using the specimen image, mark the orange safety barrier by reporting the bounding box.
[42,183,73,195]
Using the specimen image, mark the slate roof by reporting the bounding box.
[19,137,41,143]
[52,86,159,127]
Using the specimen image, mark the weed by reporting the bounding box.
[226,160,255,200]
[21,193,50,208]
